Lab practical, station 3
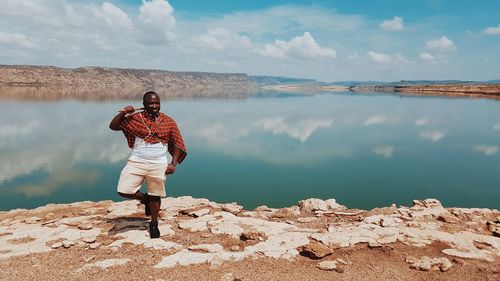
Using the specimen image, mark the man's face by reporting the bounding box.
[143,94,161,116]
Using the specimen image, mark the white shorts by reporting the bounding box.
[117,160,168,197]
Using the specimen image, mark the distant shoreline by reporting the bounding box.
[1,65,499,100]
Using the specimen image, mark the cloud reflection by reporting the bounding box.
[419,130,445,142]
[10,170,100,197]
[254,117,333,142]
[372,145,394,158]
[473,145,498,156]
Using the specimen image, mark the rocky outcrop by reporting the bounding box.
[0,65,258,100]
[0,197,499,272]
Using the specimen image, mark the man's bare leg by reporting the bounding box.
[148,196,161,238]
[118,192,150,215]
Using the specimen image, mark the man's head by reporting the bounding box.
[143,91,161,117]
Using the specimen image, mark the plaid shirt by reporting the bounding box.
[120,111,187,163]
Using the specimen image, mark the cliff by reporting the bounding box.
[349,84,500,99]
[0,65,258,100]
[0,197,498,280]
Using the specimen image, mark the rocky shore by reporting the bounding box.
[0,197,498,280]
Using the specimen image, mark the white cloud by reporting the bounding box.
[0,31,36,48]
[419,130,445,142]
[367,51,408,64]
[419,52,435,62]
[379,16,404,31]
[483,24,500,35]
[415,118,430,126]
[259,32,337,59]
[372,145,394,158]
[426,36,456,51]
[138,0,176,44]
[493,123,500,130]
[197,28,252,50]
[92,2,133,33]
[473,145,498,156]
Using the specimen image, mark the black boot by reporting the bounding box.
[149,221,160,239]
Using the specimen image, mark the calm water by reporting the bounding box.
[1,92,500,211]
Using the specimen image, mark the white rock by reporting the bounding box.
[188,208,211,218]
[178,215,216,232]
[325,199,347,210]
[24,217,41,224]
[297,217,317,223]
[62,240,75,248]
[298,198,328,212]
[221,203,243,214]
[89,243,101,250]
[317,261,337,271]
[50,242,63,249]
[188,243,224,253]
[93,258,131,269]
[82,236,96,243]
[381,217,403,227]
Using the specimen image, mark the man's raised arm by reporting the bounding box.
[109,106,134,131]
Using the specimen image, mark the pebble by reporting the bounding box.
[297,217,317,223]
[78,224,93,230]
[82,236,97,243]
[62,240,75,248]
[89,242,101,250]
[317,261,337,271]
[51,242,63,249]
[230,245,240,252]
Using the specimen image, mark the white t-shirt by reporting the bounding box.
[129,137,170,164]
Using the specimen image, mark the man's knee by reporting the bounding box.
[117,192,133,198]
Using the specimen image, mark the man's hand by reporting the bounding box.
[120,105,135,114]
[165,164,177,175]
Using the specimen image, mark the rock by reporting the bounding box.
[188,243,224,253]
[336,258,350,265]
[201,233,211,238]
[78,224,93,230]
[272,206,301,218]
[297,217,318,223]
[437,214,461,224]
[221,203,243,214]
[317,261,337,271]
[51,242,63,249]
[406,256,453,272]
[368,241,382,248]
[299,242,333,259]
[364,215,383,225]
[24,217,41,224]
[486,221,500,237]
[325,199,347,211]
[240,230,268,241]
[84,256,95,263]
[188,208,211,218]
[229,245,240,252]
[381,217,403,227]
[410,199,448,219]
[82,236,97,243]
[89,243,101,250]
[210,255,223,268]
[299,198,328,212]
[62,240,75,248]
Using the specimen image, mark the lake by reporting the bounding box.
[1,91,499,211]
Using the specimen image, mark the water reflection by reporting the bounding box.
[1,92,500,210]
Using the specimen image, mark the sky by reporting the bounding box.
[1,0,499,81]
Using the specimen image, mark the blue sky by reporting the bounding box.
[1,0,499,81]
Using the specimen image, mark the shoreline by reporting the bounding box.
[1,197,498,280]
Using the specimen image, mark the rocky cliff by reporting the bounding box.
[0,65,258,100]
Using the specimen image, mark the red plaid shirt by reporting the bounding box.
[120,111,187,163]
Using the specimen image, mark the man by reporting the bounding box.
[109,91,187,238]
